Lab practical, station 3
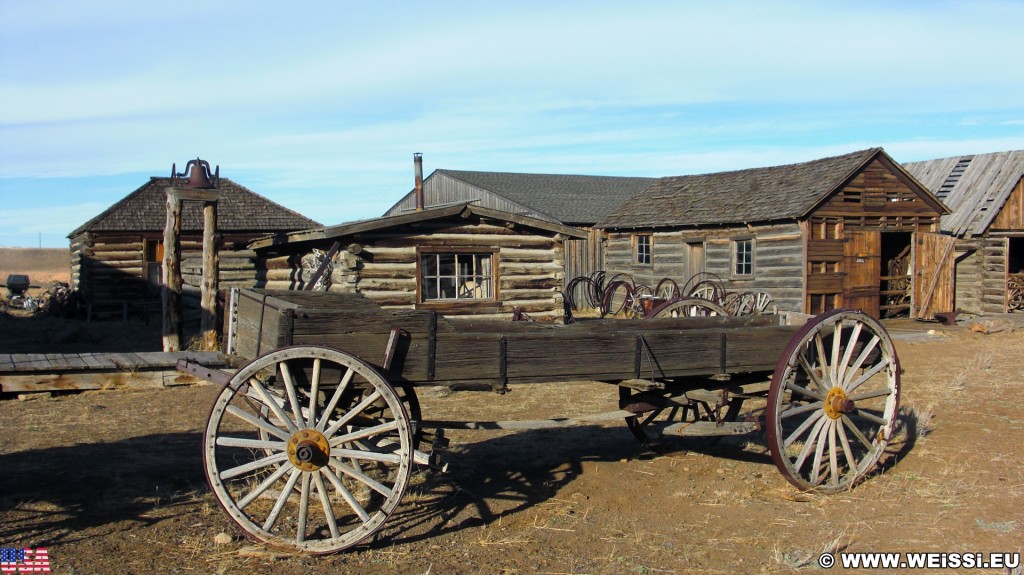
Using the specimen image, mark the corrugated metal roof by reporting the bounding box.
[69,177,320,237]
[385,170,657,225]
[904,150,1024,237]
[598,148,884,229]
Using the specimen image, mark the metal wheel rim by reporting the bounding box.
[204,345,414,554]
[648,297,729,318]
[766,310,900,492]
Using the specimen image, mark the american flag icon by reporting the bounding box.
[0,548,50,573]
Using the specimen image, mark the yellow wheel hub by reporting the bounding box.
[287,428,330,472]
[824,387,855,419]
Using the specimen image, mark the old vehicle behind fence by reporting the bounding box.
[179,288,901,554]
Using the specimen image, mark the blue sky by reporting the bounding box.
[2,1,1023,247]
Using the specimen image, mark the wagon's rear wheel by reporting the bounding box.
[767,310,900,492]
[204,345,414,554]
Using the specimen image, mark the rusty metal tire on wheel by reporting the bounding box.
[766,310,900,492]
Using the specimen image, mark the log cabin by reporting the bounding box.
[249,203,588,320]
[597,148,951,320]
[384,162,656,304]
[905,150,1024,314]
[68,177,319,319]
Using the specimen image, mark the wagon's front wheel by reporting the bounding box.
[767,310,900,492]
[204,346,415,554]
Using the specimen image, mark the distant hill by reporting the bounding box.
[0,247,70,285]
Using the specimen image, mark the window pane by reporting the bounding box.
[734,240,753,275]
[422,276,438,300]
[439,277,456,299]
[421,252,493,301]
[438,254,456,276]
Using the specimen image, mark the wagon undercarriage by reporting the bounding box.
[179,289,901,554]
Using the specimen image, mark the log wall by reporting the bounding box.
[980,237,1008,313]
[69,231,262,319]
[953,239,984,314]
[255,217,570,320]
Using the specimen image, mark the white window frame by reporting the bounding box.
[419,251,494,302]
[732,238,754,277]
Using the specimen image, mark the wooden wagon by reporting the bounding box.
[179,288,901,554]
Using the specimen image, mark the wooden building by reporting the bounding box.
[69,177,319,318]
[384,169,656,298]
[905,150,1024,313]
[598,148,951,319]
[249,203,588,320]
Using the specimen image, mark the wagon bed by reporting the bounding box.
[182,288,902,554]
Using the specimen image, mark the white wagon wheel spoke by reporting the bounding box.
[767,310,900,492]
[204,346,413,554]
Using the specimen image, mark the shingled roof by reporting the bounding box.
[69,177,320,237]
[386,170,657,225]
[599,148,895,229]
[904,150,1024,237]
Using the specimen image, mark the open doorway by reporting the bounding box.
[1008,236,1024,312]
[880,232,913,317]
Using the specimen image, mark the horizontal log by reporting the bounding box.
[83,250,141,260]
[86,241,143,252]
[86,260,145,271]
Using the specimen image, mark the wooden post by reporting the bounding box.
[201,200,220,350]
[162,189,183,352]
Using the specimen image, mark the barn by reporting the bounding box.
[904,150,1024,314]
[249,203,588,320]
[597,148,951,320]
[69,176,319,319]
[384,163,656,298]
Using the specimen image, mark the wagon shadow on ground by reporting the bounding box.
[0,432,206,546]
[375,423,783,548]
[0,411,922,551]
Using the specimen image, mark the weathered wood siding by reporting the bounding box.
[953,239,984,314]
[989,175,1024,231]
[981,237,1008,313]
[255,217,569,320]
[604,223,804,312]
[69,231,262,318]
[804,159,943,316]
[812,160,942,230]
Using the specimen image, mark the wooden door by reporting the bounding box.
[913,232,956,319]
[686,241,705,280]
[843,230,881,318]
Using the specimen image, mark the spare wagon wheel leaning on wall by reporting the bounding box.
[647,297,729,318]
[766,309,900,492]
[203,346,415,554]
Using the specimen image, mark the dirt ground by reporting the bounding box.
[1,315,1022,574]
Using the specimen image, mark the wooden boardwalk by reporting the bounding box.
[0,351,230,394]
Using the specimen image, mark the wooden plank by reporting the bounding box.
[60,354,90,369]
[44,354,73,370]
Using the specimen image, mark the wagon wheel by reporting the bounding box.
[601,280,633,317]
[648,297,729,318]
[766,310,900,492]
[619,386,743,452]
[750,291,773,314]
[654,278,680,301]
[204,345,415,554]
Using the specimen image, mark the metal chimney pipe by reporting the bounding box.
[414,153,424,212]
